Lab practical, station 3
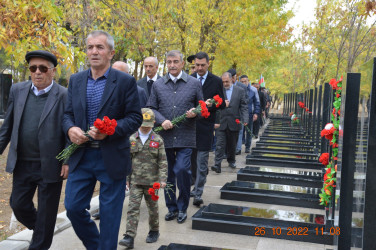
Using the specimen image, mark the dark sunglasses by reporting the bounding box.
[29,65,54,73]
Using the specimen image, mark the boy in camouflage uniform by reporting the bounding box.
[119,108,167,249]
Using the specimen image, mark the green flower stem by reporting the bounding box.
[154,104,203,133]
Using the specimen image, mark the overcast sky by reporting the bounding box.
[285,0,317,36]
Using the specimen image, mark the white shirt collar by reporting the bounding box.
[147,74,158,82]
[169,71,183,82]
[31,81,53,96]
[197,71,208,84]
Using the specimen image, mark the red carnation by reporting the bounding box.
[94,118,105,130]
[319,153,329,166]
[298,102,305,108]
[235,119,240,124]
[336,93,340,98]
[329,78,338,89]
[151,194,159,201]
[213,95,223,108]
[153,182,161,189]
[106,127,116,135]
[148,188,155,195]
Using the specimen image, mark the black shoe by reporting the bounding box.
[177,211,187,223]
[193,197,203,207]
[146,230,159,243]
[229,162,237,169]
[91,211,100,220]
[236,150,241,155]
[165,211,178,221]
[211,166,221,173]
[119,234,134,248]
[245,149,250,153]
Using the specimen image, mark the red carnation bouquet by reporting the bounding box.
[148,182,175,201]
[56,116,117,161]
[154,95,223,133]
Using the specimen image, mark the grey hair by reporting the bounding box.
[222,72,232,79]
[166,50,183,61]
[145,56,159,66]
[86,30,115,51]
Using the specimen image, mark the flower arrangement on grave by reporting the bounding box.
[148,182,174,201]
[319,76,343,207]
[153,95,223,133]
[290,113,300,125]
[56,116,117,161]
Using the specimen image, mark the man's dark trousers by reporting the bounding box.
[214,128,239,167]
[245,118,254,150]
[10,161,62,250]
[165,148,192,212]
[65,148,126,250]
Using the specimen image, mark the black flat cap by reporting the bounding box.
[25,50,58,67]
[187,55,196,63]
[227,68,236,76]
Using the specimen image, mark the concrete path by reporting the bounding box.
[0,121,335,250]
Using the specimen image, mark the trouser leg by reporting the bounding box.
[194,150,209,197]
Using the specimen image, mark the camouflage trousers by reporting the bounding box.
[126,184,159,238]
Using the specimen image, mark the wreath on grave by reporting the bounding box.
[319,76,343,207]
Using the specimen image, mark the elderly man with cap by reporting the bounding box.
[0,50,68,249]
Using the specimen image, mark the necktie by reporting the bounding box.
[147,80,154,95]
[199,76,204,85]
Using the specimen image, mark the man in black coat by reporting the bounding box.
[190,52,226,207]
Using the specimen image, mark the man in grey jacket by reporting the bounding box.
[211,72,248,173]
[147,50,203,224]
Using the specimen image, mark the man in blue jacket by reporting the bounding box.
[240,75,260,153]
[63,30,142,250]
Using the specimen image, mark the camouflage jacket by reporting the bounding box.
[129,131,167,185]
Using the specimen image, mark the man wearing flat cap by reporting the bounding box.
[0,50,68,249]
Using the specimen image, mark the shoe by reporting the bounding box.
[146,230,159,243]
[165,211,178,221]
[236,150,241,155]
[177,211,187,223]
[119,234,134,248]
[193,197,203,207]
[229,163,237,169]
[245,149,250,153]
[91,211,100,220]
[190,190,196,197]
[211,166,221,173]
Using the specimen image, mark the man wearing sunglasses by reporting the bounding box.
[0,50,68,249]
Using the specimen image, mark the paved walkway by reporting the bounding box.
[0,121,334,250]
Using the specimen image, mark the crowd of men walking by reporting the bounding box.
[0,30,271,250]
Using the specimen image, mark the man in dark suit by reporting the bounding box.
[137,56,161,98]
[190,52,225,206]
[63,30,142,250]
[211,72,248,173]
[0,50,68,250]
[113,61,148,108]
